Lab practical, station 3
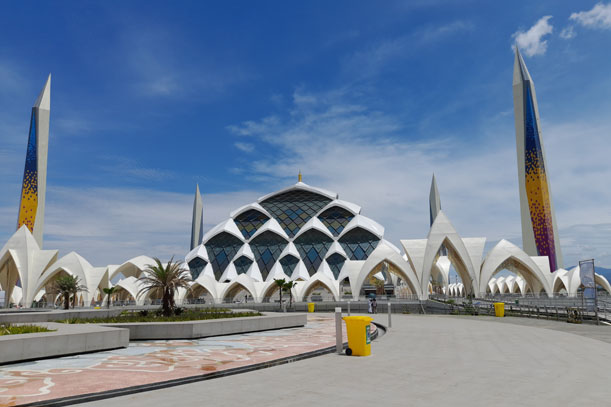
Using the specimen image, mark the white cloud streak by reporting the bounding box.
[512,16,554,57]
[570,2,611,29]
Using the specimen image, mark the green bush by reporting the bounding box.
[0,324,55,335]
[58,308,261,324]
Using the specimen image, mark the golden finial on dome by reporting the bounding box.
[298,170,302,182]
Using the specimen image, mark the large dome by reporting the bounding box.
[185,181,391,285]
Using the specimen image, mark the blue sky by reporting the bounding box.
[1,1,610,267]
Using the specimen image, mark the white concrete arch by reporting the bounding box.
[351,241,421,300]
[293,217,334,240]
[229,202,272,220]
[479,239,553,297]
[191,274,220,303]
[319,199,361,216]
[219,274,258,303]
[552,269,570,294]
[114,276,145,305]
[420,211,479,299]
[595,274,611,294]
[295,272,340,302]
[0,226,58,307]
[340,215,384,239]
[109,255,156,281]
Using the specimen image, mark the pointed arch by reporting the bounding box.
[296,273,340,302]
[479,240,553,296]
[420,212,479,299]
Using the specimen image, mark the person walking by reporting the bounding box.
[368,297,373,314]
[372,298,377,314]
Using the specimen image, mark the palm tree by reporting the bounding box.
[283,280,296,310]
[102,286,118,309]
[54,275,88,310]
[274,278,286,310]
[138,257,190,316]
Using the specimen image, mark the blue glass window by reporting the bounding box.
[318,206,354,237]
[233,255,253,275]
[205,232,243,280]
[260,190,332,238]
[279,255,299,277]
[187,257,207,280]
[294,229,333,276]
[339,228,380,260]
[250,231,288,280]
[234,209,269,239]
[326,253,346,279]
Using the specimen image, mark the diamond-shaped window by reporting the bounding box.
[234,209,269,240]
[318,206,354,237]
[279,255,299,277]
[326,253,346,279]
[205,232,243,280]
[233,256,253,275]
[294,229,333,276]
[187,257,208,280]
[339,227,380,261]
[250,231,288,280]
[260,190,332,238]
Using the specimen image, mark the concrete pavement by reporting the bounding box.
[78,314,611,407]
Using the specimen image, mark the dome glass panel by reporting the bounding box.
[279,255,299,277]
[326,253,346,279]
[260,190,332,238]
[339,228,380,260]
[205,232,243,280]
[318,206,354,237]
[187,257,207,280]
[233,255,253,275]
[294,229,333,276]
[234,209,269,239]
[250,231,288,280]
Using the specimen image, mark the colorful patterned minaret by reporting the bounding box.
[512,49,563,272]
[17,74,51,248]
[190,184,203,250]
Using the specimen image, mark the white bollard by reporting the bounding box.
[347,301,351,316]
[335,307,343,354]
[388,301,392,328]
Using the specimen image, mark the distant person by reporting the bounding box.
[368,298,373,314]
[372,298,377,314]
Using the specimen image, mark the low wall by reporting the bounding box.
[0,323,129,365]
[101,312,307,340]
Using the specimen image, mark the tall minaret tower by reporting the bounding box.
[429,174,441,226]
[190,184,203,250]
[512,49,563,272]
[17,74,51,247]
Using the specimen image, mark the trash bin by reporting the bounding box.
[494,302,505,317]
[342,316,374,356]
[307,302,315,313]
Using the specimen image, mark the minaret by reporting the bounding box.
[429,174,441,226]
[17,74,51,248]
[512,48,563,272]
[429,174,446,255]
[190,184,203,250]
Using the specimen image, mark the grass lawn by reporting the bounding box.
[0,324,55,335]
[58,308,262,324]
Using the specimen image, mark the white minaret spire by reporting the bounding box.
[190,184,204,250]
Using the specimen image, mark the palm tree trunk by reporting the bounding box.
[63,293,70,310]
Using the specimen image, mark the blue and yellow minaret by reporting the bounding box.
[17,74,51,247]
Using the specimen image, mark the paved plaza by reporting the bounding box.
[0,315,348,406]
[78,314,611,407]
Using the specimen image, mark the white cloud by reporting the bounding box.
[570,2,611,29]
[559,25,576,39]
[512,16,554,56]
[234,142,254,153]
